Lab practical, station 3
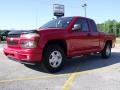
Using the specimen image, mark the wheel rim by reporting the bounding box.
[106,45,111,56]
[49,51,62,68]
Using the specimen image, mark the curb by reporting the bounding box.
[0,41,6,44]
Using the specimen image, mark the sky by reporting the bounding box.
[0,0,120,30]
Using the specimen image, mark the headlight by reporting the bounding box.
[20,40,38,48]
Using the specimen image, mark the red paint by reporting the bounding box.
[3,16,116,63]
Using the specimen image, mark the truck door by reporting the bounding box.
[69,18,93,56]
[88,19,100,51]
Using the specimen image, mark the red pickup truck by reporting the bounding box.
[4,16,116,72]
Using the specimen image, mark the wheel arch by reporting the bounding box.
[105,40,112,48]
[43,39,67,56]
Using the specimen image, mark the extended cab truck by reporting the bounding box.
[3,16,116,73]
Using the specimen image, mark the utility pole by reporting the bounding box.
[82,3,87,17]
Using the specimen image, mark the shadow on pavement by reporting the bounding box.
[25,52,120,74]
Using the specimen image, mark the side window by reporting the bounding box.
[89,20,98,32]
[73,19,82,31]
[73,18,89,32]
[81,19,89,32]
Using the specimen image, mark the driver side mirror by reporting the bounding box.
[72,24,81,31]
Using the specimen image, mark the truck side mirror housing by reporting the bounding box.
[72,24,81,31]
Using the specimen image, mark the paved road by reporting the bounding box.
[0,42,5,50]
[0,43,120,90]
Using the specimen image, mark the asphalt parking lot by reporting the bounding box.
[0,42,120,90]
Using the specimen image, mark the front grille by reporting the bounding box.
[7,40,18,45]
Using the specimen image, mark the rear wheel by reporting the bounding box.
[42,44,65,73]
[101,43,111,59]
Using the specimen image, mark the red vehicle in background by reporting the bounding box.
[3,16,116,72]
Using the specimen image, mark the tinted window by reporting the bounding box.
[89,19,98,32]
[73,18,89,32]
[41,17,73,28]
[81,19,89,32]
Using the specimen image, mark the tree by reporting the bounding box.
[97,20,120,37]
[116,22,120,37]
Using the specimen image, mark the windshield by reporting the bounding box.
[41,17,73,28]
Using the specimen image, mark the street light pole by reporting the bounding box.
[82,3,87,17]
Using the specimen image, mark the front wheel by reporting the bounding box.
[42,45,65,73]
[101,43,111,59]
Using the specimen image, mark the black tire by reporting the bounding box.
[101,43,111,59]
[42,44,65,73]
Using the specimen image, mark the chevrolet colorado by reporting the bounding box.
[3,16,116,72]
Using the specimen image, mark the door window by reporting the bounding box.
[89,19,98,32]
[72,18,89,32]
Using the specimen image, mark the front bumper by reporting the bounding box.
[3,47,42,63]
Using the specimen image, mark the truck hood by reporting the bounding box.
[7,30,38,37]
[38,28,65,32]
[7,28,65,37]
